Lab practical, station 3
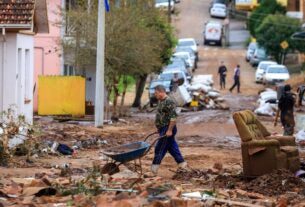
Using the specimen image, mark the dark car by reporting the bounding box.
[148,79,171,107]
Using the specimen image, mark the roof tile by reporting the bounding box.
[0,0,35,25]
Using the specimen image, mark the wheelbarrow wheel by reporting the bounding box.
[101,163,120,175]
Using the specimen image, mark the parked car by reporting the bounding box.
[159,70,190,89]
[246,42,257,62]
[203,21,223,46]
[263,65,290,85]
[209,0,227,10]
[148,79,171,107]
[173,51,194,71]
[210,3,227,18]
[177,38,199,61]
[170,56,188,68]
[164,61,191,80]
[249,47,268,67]
[255,61,277,83]
[155,0,175,13]
[175,47,197,69]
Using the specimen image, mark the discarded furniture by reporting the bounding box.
[233,110,300,177]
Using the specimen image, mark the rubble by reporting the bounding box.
[254,88,277,116]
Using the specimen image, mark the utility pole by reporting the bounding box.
[95,0,105,127]
[168,0,171,22]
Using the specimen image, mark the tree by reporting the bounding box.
[60,0,176,116]
[256,14,305,63]
[131,9,177,108]
[248,0,286,37]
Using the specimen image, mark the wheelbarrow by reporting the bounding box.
[101,132,164,176]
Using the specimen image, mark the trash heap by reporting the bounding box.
[254,88,278,116]
[171,75,229,111]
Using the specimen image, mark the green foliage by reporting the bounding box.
[248,0,286,37]
[256,14,305,63]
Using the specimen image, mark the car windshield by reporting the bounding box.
[257,48,266,57]
[150,80,171,89]
[214,4,225,8]
[160,72,183,81]
[167,63,185,70]
[268,67,288,74]
[260,63,275,71]
[178,40,194,47]
[248,43,257,50]
[175,53,189,60]
[176,48,195,58]
[155,0,168,3]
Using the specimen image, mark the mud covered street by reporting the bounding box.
[1,0,305,206]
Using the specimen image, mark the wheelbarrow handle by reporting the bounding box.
[143,132,159,142]
[143,135,167,156]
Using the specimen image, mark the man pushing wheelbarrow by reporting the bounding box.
[151,85,187,176]
[101,85,187,177]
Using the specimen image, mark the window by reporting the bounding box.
[64,64,75,76]
[24,49,30,99]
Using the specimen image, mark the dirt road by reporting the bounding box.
[144,0,268,178]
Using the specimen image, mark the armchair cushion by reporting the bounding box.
[280,146,299,157]
[233,110,271,142]
[242,139,280,147]
[266,135,296,146]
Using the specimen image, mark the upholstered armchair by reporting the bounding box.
[233,110,300,177]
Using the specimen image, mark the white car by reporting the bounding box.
[263,65,290,85]
[255,61,277,83]
[177,38,199,59]
[246,42,257,62]
[210,3,227,18]
[203,21,223,46]
[173,51,194,70]
[155,0,175,13]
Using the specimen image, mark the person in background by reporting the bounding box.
[218,61,227,90]
[274,84,296,135]
[170,73,180,92]
[297,85,305,107]
[229,64,241,93]
[151,85,187,176]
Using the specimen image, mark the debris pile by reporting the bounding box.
[254,88,277,116]
[243,169,305,196]
[172,168,209,181]
[169,75,229,111]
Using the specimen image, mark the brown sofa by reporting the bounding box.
[233,110,300,177]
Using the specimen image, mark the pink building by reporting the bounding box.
[34,0,63,112]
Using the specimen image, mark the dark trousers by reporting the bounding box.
[299,90,305,106]
[230,77,240,92]
[220,75,226,89]
[281,113,295,136]
[152,126,184,165]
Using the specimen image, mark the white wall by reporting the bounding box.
[85,65,96,103]
[0,33,34,123]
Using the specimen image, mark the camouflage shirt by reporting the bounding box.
[155,96,177,129]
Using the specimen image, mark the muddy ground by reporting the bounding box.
[1,0,305,206]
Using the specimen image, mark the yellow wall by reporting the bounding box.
[38,76,85,116]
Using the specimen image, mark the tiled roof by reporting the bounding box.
[0,0,35,25]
